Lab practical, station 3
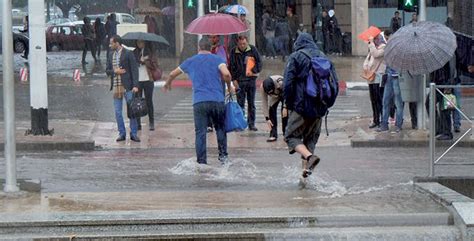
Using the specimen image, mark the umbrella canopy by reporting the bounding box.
[225,4,249,15]
[358,26,382,42]
[122,32,170,48]
[185,13,248,35]
[161,6,175,16]
[384,21,457,75]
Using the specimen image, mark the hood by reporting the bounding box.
[293,33,319,52]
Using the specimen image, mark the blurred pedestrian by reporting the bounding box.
[105,14,118,60]
[106,35,140,142]
[19,15,29,59]
[283,33,331,186]
[390,11,402,33]
[81,17,97,64]
[328,9,342,55]
[261,75,288,142]
[144,15,158,34]
[410,13,418,24]
[134,40,158,131]
[275,19,290,61]
[262,9,277,59]
[164,38,235,165]
[229,35,263,131]
[94,18,106,59]
[377,31,404,133]
[287,7,299,53]
[363,33,386,129]
[321,10,330,54]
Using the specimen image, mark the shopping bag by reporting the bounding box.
[225,95,247,133]
[442,94,457,110]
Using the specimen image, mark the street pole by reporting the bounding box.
[198,0,204,41]
[2,0,20,193]
[417,0,427,129]
[419,0,426,21]
[28,0,50,136]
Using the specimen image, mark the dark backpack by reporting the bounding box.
[300,49,339,135]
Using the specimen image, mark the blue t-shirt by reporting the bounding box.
[179,53,226,104]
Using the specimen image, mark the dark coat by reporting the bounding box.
[283,33,328,118]
[229,44,262,82]
[106,47,139,91]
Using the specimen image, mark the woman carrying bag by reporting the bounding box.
[134,40,160,131]
[362,32,387,129]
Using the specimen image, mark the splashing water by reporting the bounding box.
[169,158,412,198]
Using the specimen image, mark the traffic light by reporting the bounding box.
[398,0,419,12]
[187,0,195,8]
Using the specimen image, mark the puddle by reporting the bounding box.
[169,158,413,198]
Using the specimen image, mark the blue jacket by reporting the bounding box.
[283,33,328,118]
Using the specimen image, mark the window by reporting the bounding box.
[122,15,136,24]
[61,27,72,35]
[52,27,59,34]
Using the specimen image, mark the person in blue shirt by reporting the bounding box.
[164,38,235,165]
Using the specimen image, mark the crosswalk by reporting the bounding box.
[158,92,362,124]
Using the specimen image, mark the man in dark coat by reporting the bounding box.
[81,17,97,64]
[283,33,331,187]
[229,35,263,131]
[106,35,140,142]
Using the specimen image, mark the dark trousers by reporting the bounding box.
[95,38,104,58]
[82,39,96,63]
[193,101,227,164]
[426,94,452,137]
[137,81,154,128]
[269,100,289,138]
[408,102,417,128]
[237,80,257,128]
[369,83,383,125]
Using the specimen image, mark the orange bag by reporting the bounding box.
[246,56,256,77]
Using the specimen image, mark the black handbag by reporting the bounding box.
[127,94,148,119]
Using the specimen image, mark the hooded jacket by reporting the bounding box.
[283,33,330,118]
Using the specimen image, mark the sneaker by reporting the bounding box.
[303,155,320,178]
[130,135,141,142]
[218,156,230,165]
[266,137,277,142]
[116,135,126,142]
[391,127,401,133]
[207,127,214,133]
[454,127,460,133]
[369,123,379,129]
[376,126,389,132]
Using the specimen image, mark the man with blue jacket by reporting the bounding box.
[283,33,327,187]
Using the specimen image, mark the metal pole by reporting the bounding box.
[2,0,20,192]
[197,0,204,41]
[419,0,427,21]
[429,83,436,177]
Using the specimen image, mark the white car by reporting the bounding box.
[105,13,136,24]
[47,18,74,26]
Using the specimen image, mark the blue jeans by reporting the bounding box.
[381,75,404,128]
[265,36,277,57]
[114,91,138,137]
[452,86,461,129]
[193,101,227,164]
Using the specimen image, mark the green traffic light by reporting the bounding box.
[187,0,194,8]
[405,0,413,7]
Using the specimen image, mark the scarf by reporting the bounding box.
[112,48,125,98]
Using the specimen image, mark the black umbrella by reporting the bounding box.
[121,32,170,48]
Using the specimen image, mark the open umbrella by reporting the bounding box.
[384,21,457,75]
[161,6,175,16]
[225,5,249,15]
[185,13,248,35]
[122,32,170,48]
[134,6,161,15]
[357,26,382,42]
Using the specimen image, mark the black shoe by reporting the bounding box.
[303,155,321,177]
[116,135,126,142]
[412,124,418,130]
[454,127,460,133]
[81,61,88,65]
[149,125,155,131]
[266,137,277,142]
[130,135,141,142]
[436,134,453,141]
[137,125,142,131]
[249,126,258,131]
[369,123,379,129]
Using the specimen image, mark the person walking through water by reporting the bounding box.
[134,40,158,131]
[82,17,97,64]
[164,38,235,165]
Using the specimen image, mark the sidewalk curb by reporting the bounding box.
[0,141,95,152]
[351,139,474,148]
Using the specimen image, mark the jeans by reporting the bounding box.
[137,81,155,127]
[452,86,461,129]
[381,75,404,129]
[237,80,257,128]
[265,37,277,57]
[193,101,227,164]
[114,91,138,137]
[269,100,289,138]
[369,83,383,125]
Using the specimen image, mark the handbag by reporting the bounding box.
[442,93,457,110]
[361,69,376,82]
[151,67,162,81]
[127,94,148,118]
[225,94,248,133]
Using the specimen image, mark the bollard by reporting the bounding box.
[19,67,28,82]
[73,69,81,82]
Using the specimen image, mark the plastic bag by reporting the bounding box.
[225,94,247,133]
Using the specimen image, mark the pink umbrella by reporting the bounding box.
[185,13,248,35]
